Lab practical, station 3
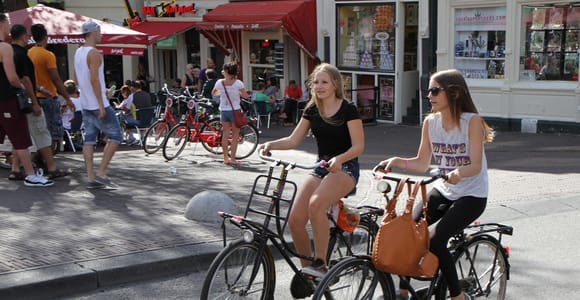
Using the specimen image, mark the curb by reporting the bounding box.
[0,241,224,300]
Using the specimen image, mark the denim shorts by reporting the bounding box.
[220,110,238,123]
[311,158,360,185]
[39,98,63,141]
[82,106,123,145]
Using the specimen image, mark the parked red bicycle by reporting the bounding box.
[161,95,259,161]
[142,84,183,154]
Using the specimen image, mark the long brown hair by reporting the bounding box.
[431,69,495,142]
[305,63,344,124]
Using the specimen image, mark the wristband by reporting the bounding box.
[403,160,408,171]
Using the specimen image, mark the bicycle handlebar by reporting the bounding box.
[259,152,326,170]
[371,164,448,185]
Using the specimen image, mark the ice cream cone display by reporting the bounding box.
[343,33,358,66]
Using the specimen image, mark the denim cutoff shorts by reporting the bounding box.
[82,106,123,145]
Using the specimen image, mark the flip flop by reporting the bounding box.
[8,171,25,181]
[48,168,72,179]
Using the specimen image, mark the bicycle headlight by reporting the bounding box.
[242,230,254,243]
[376,180,391,193]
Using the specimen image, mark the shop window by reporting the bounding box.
[453,7,506,79]
[337,4,396,72]
[249,39,278,90]
[520,5,580,81]
[185,29,200,67]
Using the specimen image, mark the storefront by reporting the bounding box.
[437,1,580,133]
[196,0,317,95]
[322,1,422,124]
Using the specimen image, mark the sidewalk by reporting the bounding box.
[0,124,579,299]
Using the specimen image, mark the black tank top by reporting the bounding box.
[0,63,18,101]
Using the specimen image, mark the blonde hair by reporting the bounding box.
[305,63,344,124]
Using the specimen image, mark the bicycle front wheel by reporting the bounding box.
[201,239,276,300]
[233,123,259,159]
[312,256,395,300]
[438,235,509,300]
[143,120,169,154]
[162,124,189,161]
[327,220,375,267]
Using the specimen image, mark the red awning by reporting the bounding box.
[196,0,317,59]
[130,20,197,45]
[7,4,148,46]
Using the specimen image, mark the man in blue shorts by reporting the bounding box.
[74,21,122,189]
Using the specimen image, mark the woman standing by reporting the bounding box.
[260,63,364,277]
[181,63,200,94]
[379,69,494,300]
[212,62,249,165]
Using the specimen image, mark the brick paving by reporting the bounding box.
[0,124,579,292]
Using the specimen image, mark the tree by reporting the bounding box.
[2,0,29,12]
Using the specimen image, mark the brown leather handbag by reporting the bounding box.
[371,178,438,278]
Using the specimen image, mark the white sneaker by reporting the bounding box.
[24,169,54,187]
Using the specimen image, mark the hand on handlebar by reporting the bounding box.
[377,157,398,173]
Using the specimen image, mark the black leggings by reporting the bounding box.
[400,189,487,297]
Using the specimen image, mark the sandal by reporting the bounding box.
[8,171,25,181]
[47,168,72,179]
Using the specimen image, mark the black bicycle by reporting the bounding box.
[312,165,513,300]
[200,154,385,299]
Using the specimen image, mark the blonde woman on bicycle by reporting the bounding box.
[379,69,495,300]
[260,63,364,278]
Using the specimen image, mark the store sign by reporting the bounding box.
[213,23,261,30]
[141,1,196,17]
[455,7,506,31]
[97,47,145,56]
[28,36,85,45]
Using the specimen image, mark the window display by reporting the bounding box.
[337,4,396,72]
[521,5,580,81]
[454,7,506,79]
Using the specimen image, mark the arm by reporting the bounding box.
[329,119,364,172]
[239,87,250,99]
[260,118,310,152]
[21,76,42,116]
[0,44,22,89]
[380,118,433,173]
[181,74,187,89]
[87,49,106,118]
[446,115,485,184]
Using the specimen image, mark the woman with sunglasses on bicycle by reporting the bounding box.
[260,63,364,278]
[379,69,494,300]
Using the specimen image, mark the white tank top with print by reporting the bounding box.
[427,112,488,200]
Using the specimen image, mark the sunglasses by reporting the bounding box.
[427,86,444,96]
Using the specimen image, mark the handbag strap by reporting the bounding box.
[384,177,410,220]
[406,180,428,219]
[222,80,235,110]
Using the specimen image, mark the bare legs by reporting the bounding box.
[83,141,118,182]
[288,172,355,267]
[221,122,240,164]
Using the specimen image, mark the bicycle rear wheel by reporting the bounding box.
[233,123,259,159]
[327,220,375,266]
[312,256,395,300]
[438,235,509,300]
[201,239,276,300]
[162,124,189,161]
[143,120,169,154]
[200,117,223,155]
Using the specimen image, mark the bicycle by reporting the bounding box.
[312,165,513,300]
[200,154,385,299]
[161,93,258,161]
[142,84,183,154]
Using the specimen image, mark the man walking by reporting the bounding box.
[28,24,73,152]
[10,24,71,180]
[0,15,52,187]
[74,21,122,189]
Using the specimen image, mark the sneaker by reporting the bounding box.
[301,259,327,278]
[95,175,119,188]
[86,181,106,189]
[0,161,10,169]
[24,169,54,187]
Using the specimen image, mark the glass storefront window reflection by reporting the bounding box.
[454,7,507,79]
[249,39,278,65]
[520,5,580,81]
[337,4,395,72]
